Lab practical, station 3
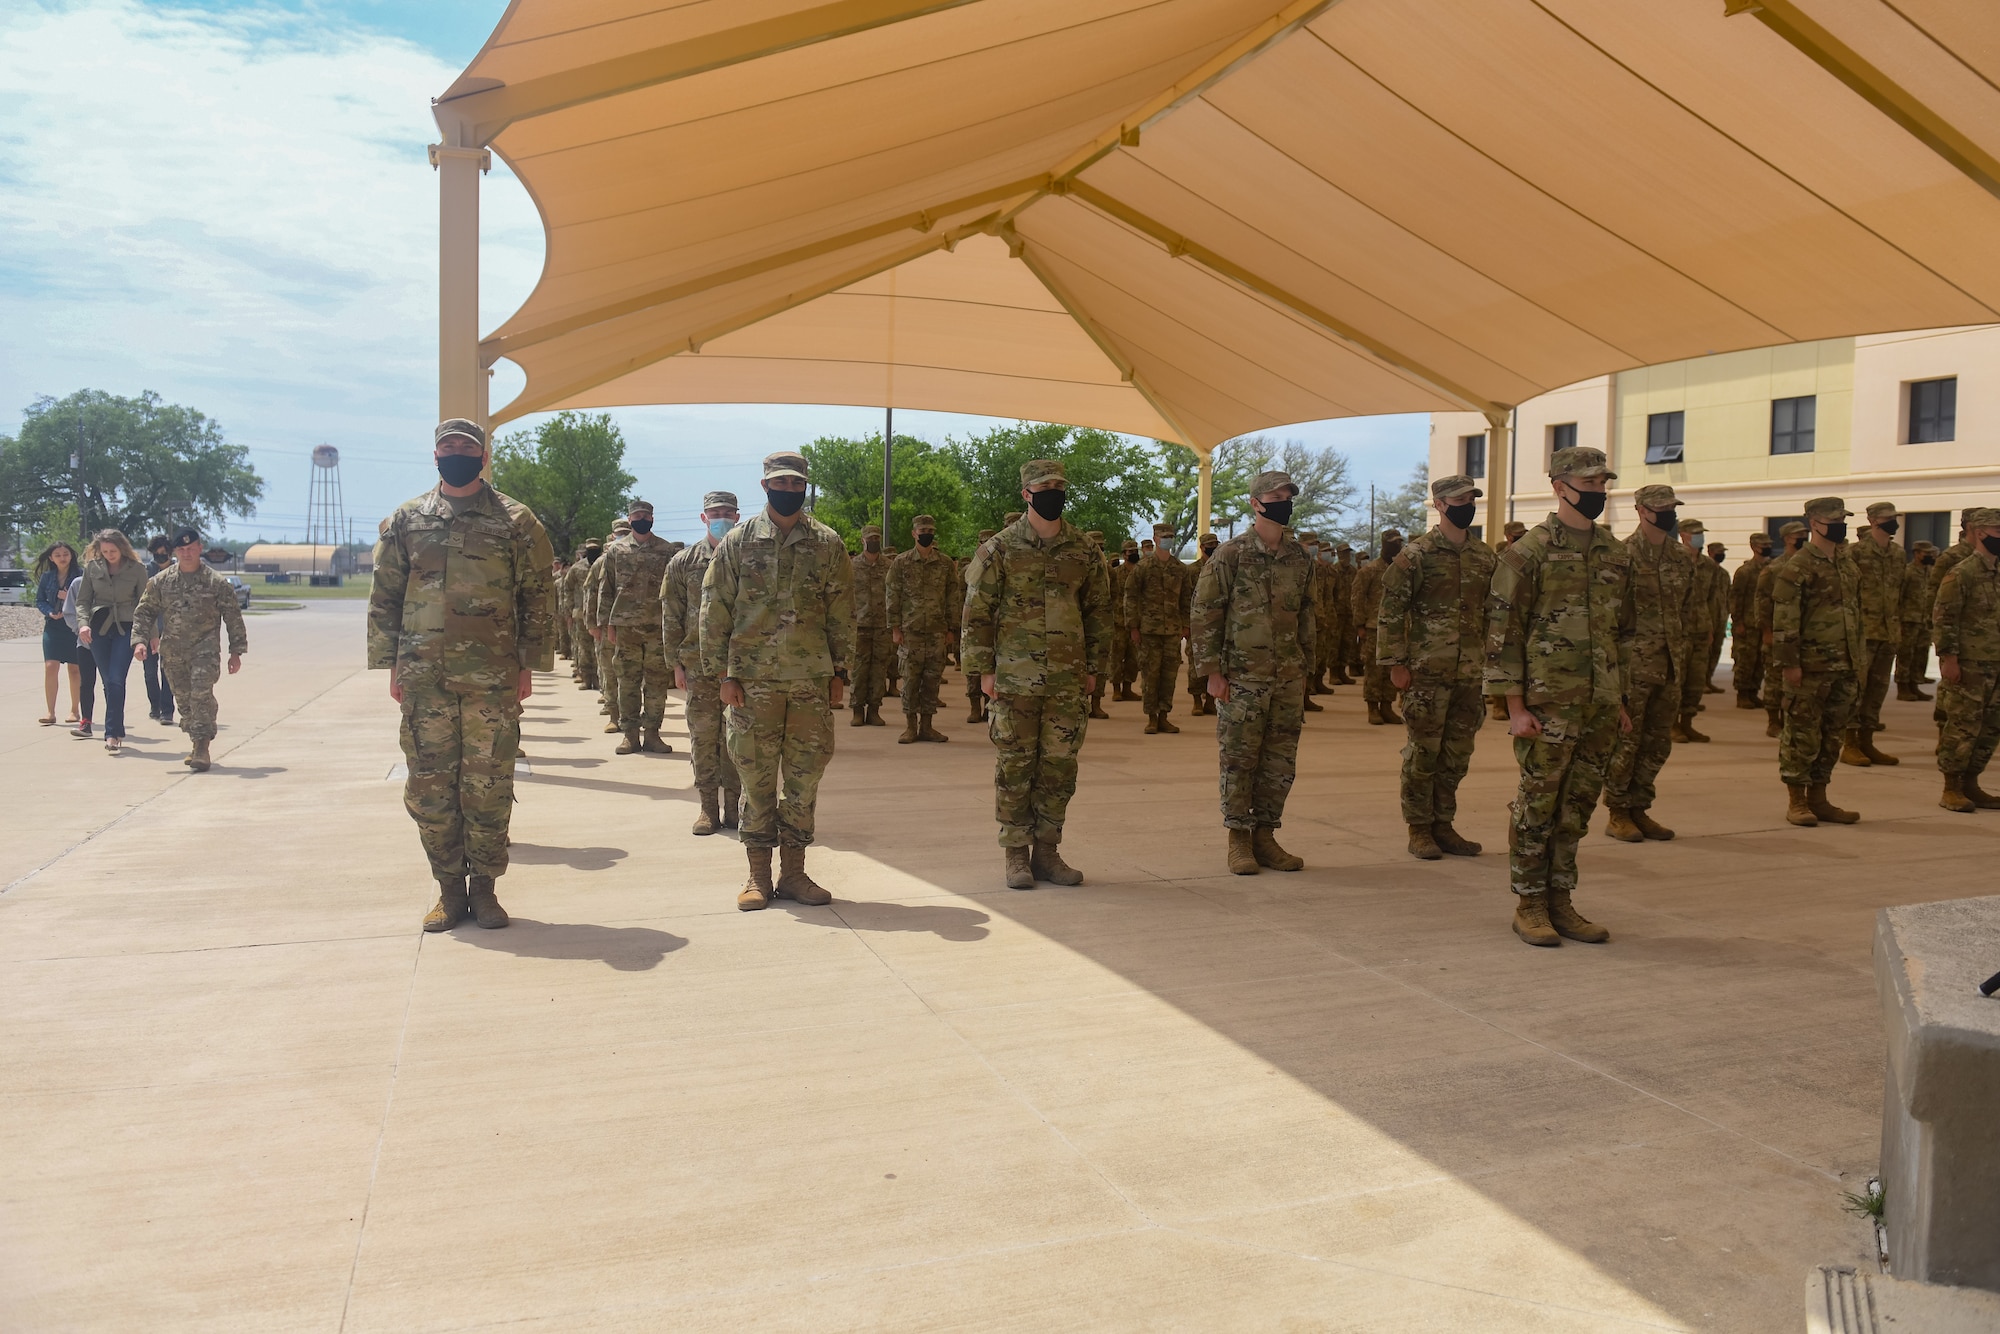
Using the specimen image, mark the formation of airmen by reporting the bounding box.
[369,421,2000,947]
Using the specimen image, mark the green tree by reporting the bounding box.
[1153,437,1276,551]
[802,433,972,554]
[1335,462,1430,554]
[947,422,1167,548]
[490,411,637,558]
[16,502,81,565]
[0,390,263,540]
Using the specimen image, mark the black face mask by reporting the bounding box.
[1561,485,1607,520]
[766,487,806,516]
[1823,521,1848,543]
[916,532,934,547]
[630,517,653,535]
[1651,510,1678,536]
[1257,498,1293,526]
[437,454,483,487]
[1028,488,1066,520]
[1922,555,1935,566]
[583,549,600,564]
[1443,502,1476,530]
[1878,519,1899,537]
[864,539,880,553]
[1983,536,2000,557]
[1381,539,1403,560]
[1711,552,1725,564]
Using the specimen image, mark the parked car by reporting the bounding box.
[226,575,252,610]
[0,568,28,605]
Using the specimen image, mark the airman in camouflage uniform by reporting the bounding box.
[1188,530,1221,716]
[1927,513,1976,729]
[596,500,676,755]
[889,513,957,743]
[701,452,854,911]
[1083,532,1113,718]
[1842,501,1906,766]
[1897,541,1938,700]
[369,419,554,933]
[962,461,1111,889]
[1487,522,1531,720]
[1127,521,1192,734]
[1603,484,1698,843]
[1703,538,1730,690]
[1773,497,1866,827]
[1111,538,1140,700]
[562,549,594,684]
[966,528,999,723]
[851,524,892,727]
[1294,533,1326,714]
[1757,522,1809,736]
[1486,447,1634,948]
[132,525,247,771]
[1729,531,1772,708]
[1331,543,1357,683]
[552,556,570,659]
[661,490,742,835]
[1191,470,1314,876]
[1670,518,1719,743]
[1353,531,1403,725]
[1933,507,2000,813]
[1378,476,1496,861]
[588,518,631,731]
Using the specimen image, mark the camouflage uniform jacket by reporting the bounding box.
[1850,535,1905,642]
[1124,552,1192,635]
[699,511,854,682]
[1756,549,1800,633]
[1929,540,1972,600]
[133,563,248,656]
[1110,562,1132,630]
[1189,529,1315,684]
[595,532,673,627]
[1729,554,1767,629]
[659,539,719,675]
[887,546,956,635]
[1622,532,1697,687]
[1350,556,1391,630]
[1933,550,2000,662]
[1771,542,1864,672]
[1484,514,1635,711]
[962,518,1110,696]
[1376,527,1496,686]
[1900,560,1935,629]
[582,543,619,627]
[1694,554,1728,639]
[368,482,555,692]
[562,561,591,619]
[852,553,890,629]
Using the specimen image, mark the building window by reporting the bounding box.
[1904,511,1950,552]
[1461,433,1486,478]
[1765,516,1805,549]
[1908,377,1956,443]
[1645,411,1684,464]
[1770,395,1816,454]
[1548,422,1577,453]
[1468,524,1483,543]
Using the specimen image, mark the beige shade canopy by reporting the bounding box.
[438,0,2000,447]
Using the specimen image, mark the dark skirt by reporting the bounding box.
[43,617,78,663]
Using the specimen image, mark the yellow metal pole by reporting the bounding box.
[431,138,489,427]
[1196,447,1213,538]
[1483,408,1512,543]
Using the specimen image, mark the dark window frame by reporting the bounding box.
[1908,377,1957,444]
[1645,411,1685,464]
[1549,422,1578,453]
[1460,433,1487,479]
[1770,395,1816,455]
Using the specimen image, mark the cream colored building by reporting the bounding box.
[1431,325,2000,555]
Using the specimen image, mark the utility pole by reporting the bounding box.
[1368,483,1376,550]
[882,405,894,533]
[72,401,89,538]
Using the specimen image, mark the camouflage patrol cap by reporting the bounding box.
[1502,520,1527,538]
[628,499,654,515]
[861,524,881,538]
[1964,506,2000,528]
[1151,522,1174,537]
[434,417,486,448]
[1431,474,1482,500]
[701,490,738,511]
[979,528,997,540]
[583,538,602,552]
[1380,529,1403,542]
[1779,521,1808,538]
[1865,501,1898,522]
[1633,483,1681,510]
[1084,529,1102,541]
[1679,518,1705,535]
[1248,469,1298,498]
[913,514,937,531]
[1199,531,1218,547]
[1121,538,1138,551]
[1336,542,1353,554]
[1298,532,1318,543]
[1748,531,1772,548]
[762,451,809,480]
[1020,459,1066,487]
[1550,446,1616,480]
[611,518,632,533]
[1803,496,1852,520]
[1912,540,1937,553]
[1004,512,1023,525]
[1707,542,1725,554]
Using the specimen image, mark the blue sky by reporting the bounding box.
[1,0,1429,545]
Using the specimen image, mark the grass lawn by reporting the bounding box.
[248,581,371,601]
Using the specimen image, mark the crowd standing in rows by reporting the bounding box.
[364,420,2000,946]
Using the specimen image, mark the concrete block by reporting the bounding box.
[1873,895,2000,1292]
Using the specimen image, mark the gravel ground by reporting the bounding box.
[1,605,47,640]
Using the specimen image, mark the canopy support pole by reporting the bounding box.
[882,405,894,533]
[1196,448,1213,539]
[1482,408,1512,543]
[431,140,491,430]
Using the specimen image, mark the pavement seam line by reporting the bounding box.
[338,927,427,1333]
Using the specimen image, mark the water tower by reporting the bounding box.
[305,444,346,576]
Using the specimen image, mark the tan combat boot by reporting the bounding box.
[1678,712,1710,743]
[721,788,740,829]
[1896,684,1925,702]
[1785,783,1818,826]
[1005,845,1034,889]
[898,716,921,744]
[966,698,985,724]
[603,716,621,732]
[1940,773,1976,814]
[1547,889,1610,943]
[1226,828,1259,875]
[775,845,832,906]
[866,704,885,726]
[1605,808,1643,843]
[1381,700,1404,725]
[616,728,640,754]
[738,847,774,910]
[1302,694,1324,713]
[1089,690,1110,720]
[917,715,949,743]
[1511,892,1560,947]
[1736,692,1762,710]
[1431,823,1481,856]
[1629,808,1675,841]
[642,727,673,754]
[1333,668,1355,686]
[1253,827,1303,871]
[1488,696,1509,722]
[1765,707,1782,738]
[850,704,868,728]
[1144,714,1160,735]
[187,738,211,772]
[1857,732,1898,766]
[692,789,720,836]
[1156,712,1179,734]
[1031,839,1083,885]
[1807,784,1859,824]
[1407,823,1443,860]
[1962,773,2000,809]
[467,875,509,929]
[1838,731,1872,767]
[423,876,467,933]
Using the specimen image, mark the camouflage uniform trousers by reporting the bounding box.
[1360,639,1394,706]
[1895,626,1929,688]
[989,690,1089,846]
[1216,677,1304,829]
[1509,701,1620,898]
[1397,679,1485,825]
[1936,662,2000,778]
[1732,628,1763,696]
[853,627,891,708]
[596,635,622,717]
[1604,678,1678,811]
[1854,640,1897,735]
[571,621,596,686]
[725,678,834,850]
[556,611,571,659]
[162,644,223,741]
[683,674,740,800]
[1136,633,1184,716]
[613,627,672,730]
[398,685,520,879]
[1706,632,1723,686]
[1779,669,1859,787]
[898,631,949,718]
[1677,639,1711,716]
[1762,637,1786,715]
[1115,631,1138,691]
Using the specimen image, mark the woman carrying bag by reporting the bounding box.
[74,529,148,754]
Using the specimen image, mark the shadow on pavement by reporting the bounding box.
[521,772,694,802]
[450,918,686,971]
[508,842,628,872]
[783,900,991,942]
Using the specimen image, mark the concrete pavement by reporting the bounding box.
[2,599,1965,1331]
